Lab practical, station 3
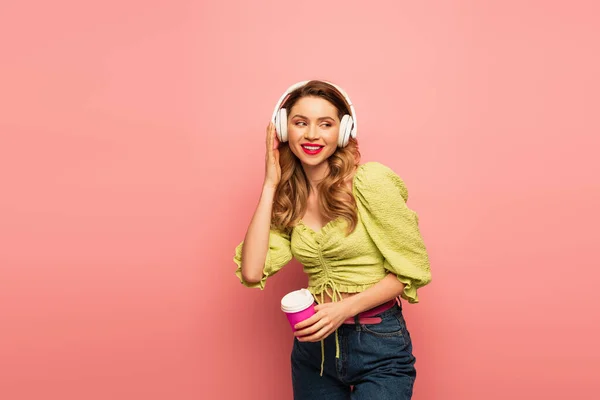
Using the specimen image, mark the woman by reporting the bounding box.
[233,80,432,399]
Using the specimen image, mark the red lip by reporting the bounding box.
[302,145,324,155]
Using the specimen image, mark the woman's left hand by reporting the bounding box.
[294,301,353,342]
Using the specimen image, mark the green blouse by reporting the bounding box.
[233,161,431,304]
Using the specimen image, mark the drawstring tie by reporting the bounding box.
[315,278,345,377]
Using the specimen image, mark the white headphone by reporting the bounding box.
[270,80,358,148]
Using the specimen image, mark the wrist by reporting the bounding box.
[261,184,277,199]
[262,182,277,193]
[342,295,361,318]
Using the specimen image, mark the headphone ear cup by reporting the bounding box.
[274,110,281,141]
[276,108,288,142]
[338,114,353,147]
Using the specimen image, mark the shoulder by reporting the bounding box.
[354,161,409,203]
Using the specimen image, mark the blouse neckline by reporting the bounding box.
[296,163,368,236]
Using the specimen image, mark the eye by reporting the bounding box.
[295,121,306,126]
[322,123,331,127]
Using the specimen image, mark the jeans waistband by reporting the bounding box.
[342,298,400,325]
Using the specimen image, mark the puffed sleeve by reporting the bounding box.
[233,227,293,290]
[354,162,432,303]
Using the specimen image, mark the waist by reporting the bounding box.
[342,299,398,325]
[317,291,358,303]
[308,281,382,303]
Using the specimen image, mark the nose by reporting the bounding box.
[304,124,320,140]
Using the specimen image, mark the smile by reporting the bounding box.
[301,145,324,155]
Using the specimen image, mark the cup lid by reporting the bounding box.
[281,288,315,313]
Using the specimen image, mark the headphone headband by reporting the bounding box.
[270,80,357,139]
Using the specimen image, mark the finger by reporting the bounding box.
[272,123,279,150]
[300,325,334,342]
[266,122,273,152]
[294,318,328,338]
[313,303,334,314]
[294,312,321,330]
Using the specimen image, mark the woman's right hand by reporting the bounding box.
[264,121,281,189]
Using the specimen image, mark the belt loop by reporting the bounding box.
[354,313,361,331]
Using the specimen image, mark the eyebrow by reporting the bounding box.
[291,114,335,121]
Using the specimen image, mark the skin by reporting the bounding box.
[286,96,341,193]
[270,96,407,343]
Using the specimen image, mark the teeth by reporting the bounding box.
[303,146,321,150]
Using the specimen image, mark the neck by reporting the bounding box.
[302,162,330,193]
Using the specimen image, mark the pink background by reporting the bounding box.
[1,1,598,399]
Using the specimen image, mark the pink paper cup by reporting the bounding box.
[281,288,316,331]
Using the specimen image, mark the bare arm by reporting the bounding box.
[343,273,405,316]
[240,185,277,283]
[239,122,282,283]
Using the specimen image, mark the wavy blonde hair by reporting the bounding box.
[271,80,362,236]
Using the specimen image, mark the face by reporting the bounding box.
[286,96,340,168]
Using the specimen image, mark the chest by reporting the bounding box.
[290,214,382,265]
[301,180,354,232]
[301,198,331,232]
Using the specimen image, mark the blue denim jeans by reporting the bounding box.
[291,303,417,399]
